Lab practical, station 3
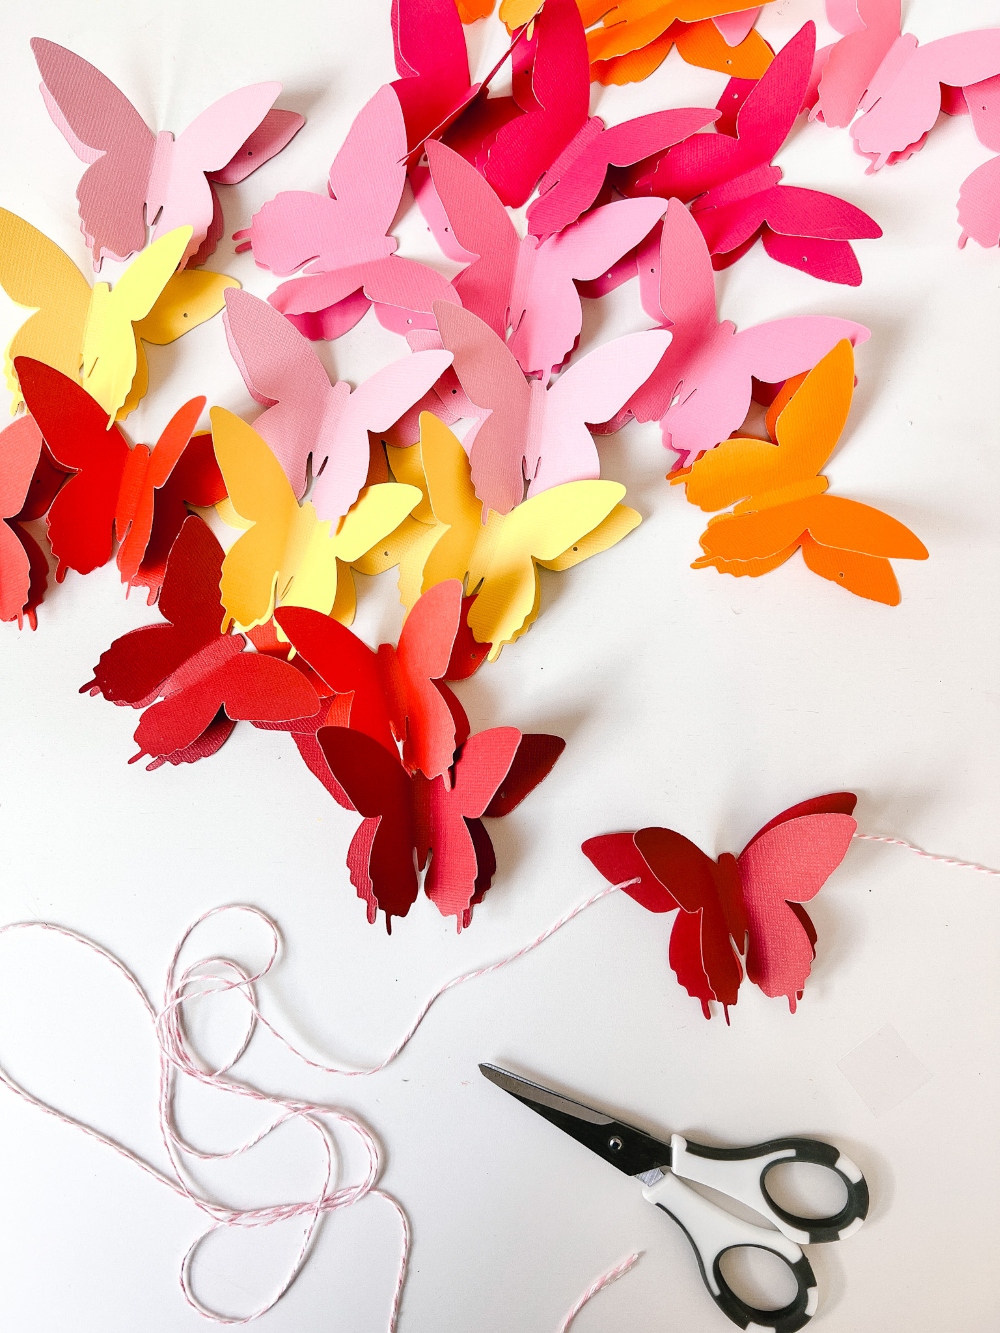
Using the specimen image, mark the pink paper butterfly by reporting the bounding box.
[32,38,303,269]
[223,289,453,521]
[234,86,459,340]
[423,140,666,380]
[524,107,719,240]
[631,23,883,286]
[958,75,1000,249]
[433,301,670,515]
[595,200,871,465]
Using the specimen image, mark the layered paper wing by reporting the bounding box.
[0,416,45,626]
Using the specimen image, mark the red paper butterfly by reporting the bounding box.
[15,357,226,601]
[0,415,64,628]
[583,794,857,1018]
[319,724,564,930]
[82,515,322,769]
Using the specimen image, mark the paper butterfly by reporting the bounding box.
[0,416,47,628]
[524,107,719,239]
[377,412,640,656]
[631,24,883,285]
[672,339,928,604]
[32,38,304,268]
[223,288,453,519]
[583,0,774,83]
[583,792,858,1017]
[809,0,904,130]
[391,0,492,156]
[276,579,473,780]
[82,516,322,769]
[318,722,564,929]
[16,358,224,600]
[433,301,670,514]
[958,75,1000,250]
[234,85,458,341]
[0,211,236,420]
[211,407,421,631]
[596,199,871,464]
[448,0,591,209]
[424,140,666,378]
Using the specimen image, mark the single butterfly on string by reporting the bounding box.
[31,37,304,268]
[583,793,858,1018]
[233,85,458,341]
[593,198,871,465]
[624,23,883,285]
[16,358,225,602]
[82,516,324,769]
[670,339,928,604]
[0,211,235,421]
[372,412,640,657]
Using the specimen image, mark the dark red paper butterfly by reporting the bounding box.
[82,515,321,769]
[583,793,857,1019]
[319,724,564,930]
[16,357,226,601]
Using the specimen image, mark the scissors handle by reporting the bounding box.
[643,1170,817,1333]
[671,1134,869,1245]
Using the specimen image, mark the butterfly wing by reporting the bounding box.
[274,606,395,756]
[530,330,671,493]
[391,0,475,153]
[415,412,483,592]
[582,832,681,911]
[482,732,564,814]
[813,0,901,128]
[31,39,155,265]
[223,287,335,498]
[509,198,667,379]
[633,826,744,1015]
[0,417,44,624]
[425,140,519,335]
[468,480,626,655]
[209,107,306,184]
[424,726,522,921]
[318,725,419,928]
[212,407,301,630]
[15,358,128,579]
[154,83,283,262]
[0,210,93,399]
[311,350,454,523]
[393,578,465,777]
[958,155,1000,249]
[737,811,857,1007]
[326,85,409,252]
[434,302,532,516]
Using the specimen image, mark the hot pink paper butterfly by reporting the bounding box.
[524,106,719,240]
[595,199,871,464]
[32,38,303,269]
[223,289,453,520]
[423,140,666,379]
[433,301,670,514]
[446,0,590,209]
[583,793,858,1019]
[631,23,883,285]
[234,85,459,340]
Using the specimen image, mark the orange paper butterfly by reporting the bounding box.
[671,339,928,605]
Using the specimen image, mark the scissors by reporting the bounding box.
[480,1064,869,1333]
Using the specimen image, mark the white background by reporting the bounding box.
[0,0,998,1329]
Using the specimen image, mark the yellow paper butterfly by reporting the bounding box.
[0,209,238,421]
[359,412,640,658]
[211,407,421,632]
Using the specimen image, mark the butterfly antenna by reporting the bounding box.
[396,26,530,165]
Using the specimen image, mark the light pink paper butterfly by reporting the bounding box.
[631,23,883,286]
[423,140,666,380]
[595,200,871,465]
[31,38,304,269]
[808,0,902,130]
[849,24,1000,170]
[433,301,670,515]
[958,74,1000,249]
[234,86,459,341]
[223,289,453,521]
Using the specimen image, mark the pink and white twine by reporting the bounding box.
[0,831,995,1328]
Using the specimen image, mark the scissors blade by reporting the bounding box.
[480,1063,672,1179]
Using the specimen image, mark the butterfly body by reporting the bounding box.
[584,793,858,1017]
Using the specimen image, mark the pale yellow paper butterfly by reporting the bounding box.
[211,407,420,632]
[0,209,238,421]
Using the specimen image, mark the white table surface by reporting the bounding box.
[1,0,998,1329]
